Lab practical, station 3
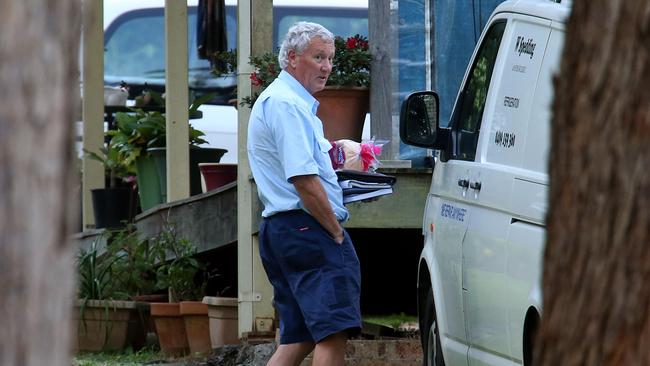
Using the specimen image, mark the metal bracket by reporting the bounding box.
[255,317,275,333]
[239,291,262,302]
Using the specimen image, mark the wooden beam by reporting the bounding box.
[344,168,432,229]
[369,0,399,160]
[237,0,255,339]
[237,0,275,339]
[81,0,105,229]
[165,0,190,201]
[249,0,275,337]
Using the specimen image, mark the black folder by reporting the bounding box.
[335,170,396,185]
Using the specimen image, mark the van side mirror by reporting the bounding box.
[399,91,448,150]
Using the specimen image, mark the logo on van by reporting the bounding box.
[515,36,536,59]
[441,203,467,222]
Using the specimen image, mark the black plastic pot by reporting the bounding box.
[91,187,136,229]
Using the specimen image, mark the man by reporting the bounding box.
[247,22,361,366]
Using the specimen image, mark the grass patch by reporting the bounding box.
[363,313,417,329]
[73,348,169,366]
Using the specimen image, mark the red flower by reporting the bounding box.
[346,37,358,49]
[250,72,263,87]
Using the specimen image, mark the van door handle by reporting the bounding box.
[470,181,482,190]
[458,179,469,188]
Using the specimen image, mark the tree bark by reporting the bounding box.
[0,1,80,365]
[538,0,650,365]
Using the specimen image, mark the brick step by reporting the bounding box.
[300,339,422,366]
[207,338,422,366]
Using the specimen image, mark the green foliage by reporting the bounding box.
[152,223,205,302]
[189,91,218,114]
[77,239,125,301]
[328,34,371,88]
[211,49,238,76]
[84,145,135,188]
[107,91,210,168]
[104,226,166,300]
[77,223,207,305]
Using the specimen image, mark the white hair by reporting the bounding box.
[278,22,334,69]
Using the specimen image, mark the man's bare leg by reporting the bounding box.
[267,341,315,366]
[312,332,347,366]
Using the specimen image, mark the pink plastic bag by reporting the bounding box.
[328,139,384,172]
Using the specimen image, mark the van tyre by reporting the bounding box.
[421,287,445,366]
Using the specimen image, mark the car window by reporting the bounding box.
[450,20,506,161]
[105,7,235,105]
[104,11,167,79]
[104,5,367,106]
[275,7,368,47]
[223,6,368,49]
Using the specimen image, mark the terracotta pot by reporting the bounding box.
[74,300,137,352]
[131,294,168,337]
[314,86,369,142]
[132,293,169,303]
[180,301,212,355]
[202,296,239,348]
[150,303,189,356]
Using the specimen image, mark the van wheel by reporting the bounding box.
[421,288,445,366]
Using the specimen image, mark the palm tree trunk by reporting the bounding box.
[0,1,81,365]
[538,0,650,364]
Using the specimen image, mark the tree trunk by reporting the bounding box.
[538,1,650,365]
[0,1,80,365]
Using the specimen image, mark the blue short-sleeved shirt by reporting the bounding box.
[247,70,349,221]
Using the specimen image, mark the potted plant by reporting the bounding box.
[84,145,137,229]
[105,225,165,301]
[315,34,372,142]
[149,223,210,356]
[108,92,228,211]
[234,34,372,141]
[74,238,139,352]
[101,225,178,351]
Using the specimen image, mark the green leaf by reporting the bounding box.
[189,92,217,113]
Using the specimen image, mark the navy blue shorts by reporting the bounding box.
[259,210,361,344]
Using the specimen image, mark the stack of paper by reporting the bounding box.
[336,170,396,204]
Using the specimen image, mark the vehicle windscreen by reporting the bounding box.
[104,5,367,105]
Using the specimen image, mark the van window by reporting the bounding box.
[104,5,367,106]
[450,21,506,161]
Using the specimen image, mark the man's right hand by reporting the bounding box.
[292,174,346,245]
[332,229,345,244]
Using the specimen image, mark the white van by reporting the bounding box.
[103,0,369,164]
[400,1,570,365]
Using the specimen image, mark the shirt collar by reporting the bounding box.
[278,70,319,115]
